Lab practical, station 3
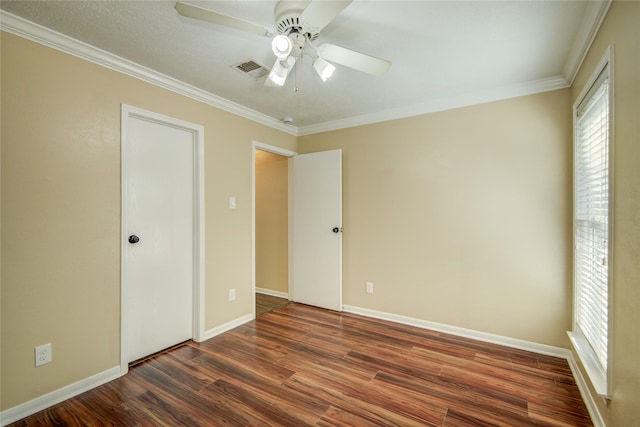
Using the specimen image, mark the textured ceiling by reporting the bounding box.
[1,1,600,133]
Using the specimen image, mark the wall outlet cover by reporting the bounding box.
[366,282,374,294]
[35,343,52,367]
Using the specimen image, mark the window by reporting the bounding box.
[569,48,613,398]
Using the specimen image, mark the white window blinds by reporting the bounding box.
[574,68,610,373]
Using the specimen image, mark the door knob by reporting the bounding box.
[128,235,140,244]
[332,227,342,233]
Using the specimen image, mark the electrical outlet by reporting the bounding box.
[366,281,374,294]
[229,288,236,301]
[35,343,52,367]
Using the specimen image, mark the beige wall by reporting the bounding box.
[255,150,289,294]
[570,1,640,424]
[0,32,296,410]
[299,88,573,348]
[3,2,638,423]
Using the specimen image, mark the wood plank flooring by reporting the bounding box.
[256,293,290,317]
[9,303,592,426]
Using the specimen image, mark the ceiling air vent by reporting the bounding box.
[232,59,269,79]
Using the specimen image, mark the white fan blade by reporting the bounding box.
[317,43,391,76]
[175,2,273,37]
[265,56,298,87]
[300,0,352,34]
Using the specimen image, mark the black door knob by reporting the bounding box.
[332,227,340,233]
[128,235,140,244]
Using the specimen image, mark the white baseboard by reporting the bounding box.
[343,304,606,426]
[199,313,254,342]
[255,287,289,299]
[343,305,570,358]
[2,308,604,427]
[2,313,254,425]
[0,365,122,426]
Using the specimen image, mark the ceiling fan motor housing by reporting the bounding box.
[274,0,319,41]
[174,0,392,84]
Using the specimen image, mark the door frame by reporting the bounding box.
[251,141,297,318]
[120,104,205,374]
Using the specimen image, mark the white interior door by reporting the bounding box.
[291,149,342,311]
[123,112,195,363]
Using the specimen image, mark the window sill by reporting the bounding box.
[568,331,610,398]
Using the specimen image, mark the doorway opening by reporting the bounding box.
[253,143,296,317]
[252,142,343,315]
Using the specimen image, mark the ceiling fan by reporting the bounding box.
[175,0,392,87]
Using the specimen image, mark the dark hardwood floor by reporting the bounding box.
[10,303,592,426]
[256,293,290,316]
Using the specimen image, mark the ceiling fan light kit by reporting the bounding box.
[175,0,391,87]
[313,56,336,82]
[272,34,293,59]
[267,56,297,87]
[268,65,287,86]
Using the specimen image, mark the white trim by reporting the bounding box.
[256,287,290,299]
[120,105,205,372]
[194,122,206,343]
[568,332,608,398]
[566,353,607,427]
[0,313,250,425]
[287,156,294,302]
[0,11,297,136]
[563,0,612,85]
[298,75,570,135]
[200,314,254,341]
[570,46,614,399]
[0,366,121,426]
[344,304,605,426]
[343,305,570,358]
[1,7,609,138]
[251,142,297,318]
[252,141,297,158]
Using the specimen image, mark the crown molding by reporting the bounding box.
[0,11,298,136]
[1,0,610,138]
[562,0,612,86]
[298,75,570,136]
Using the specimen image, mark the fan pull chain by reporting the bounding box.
[299,55,305,122]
